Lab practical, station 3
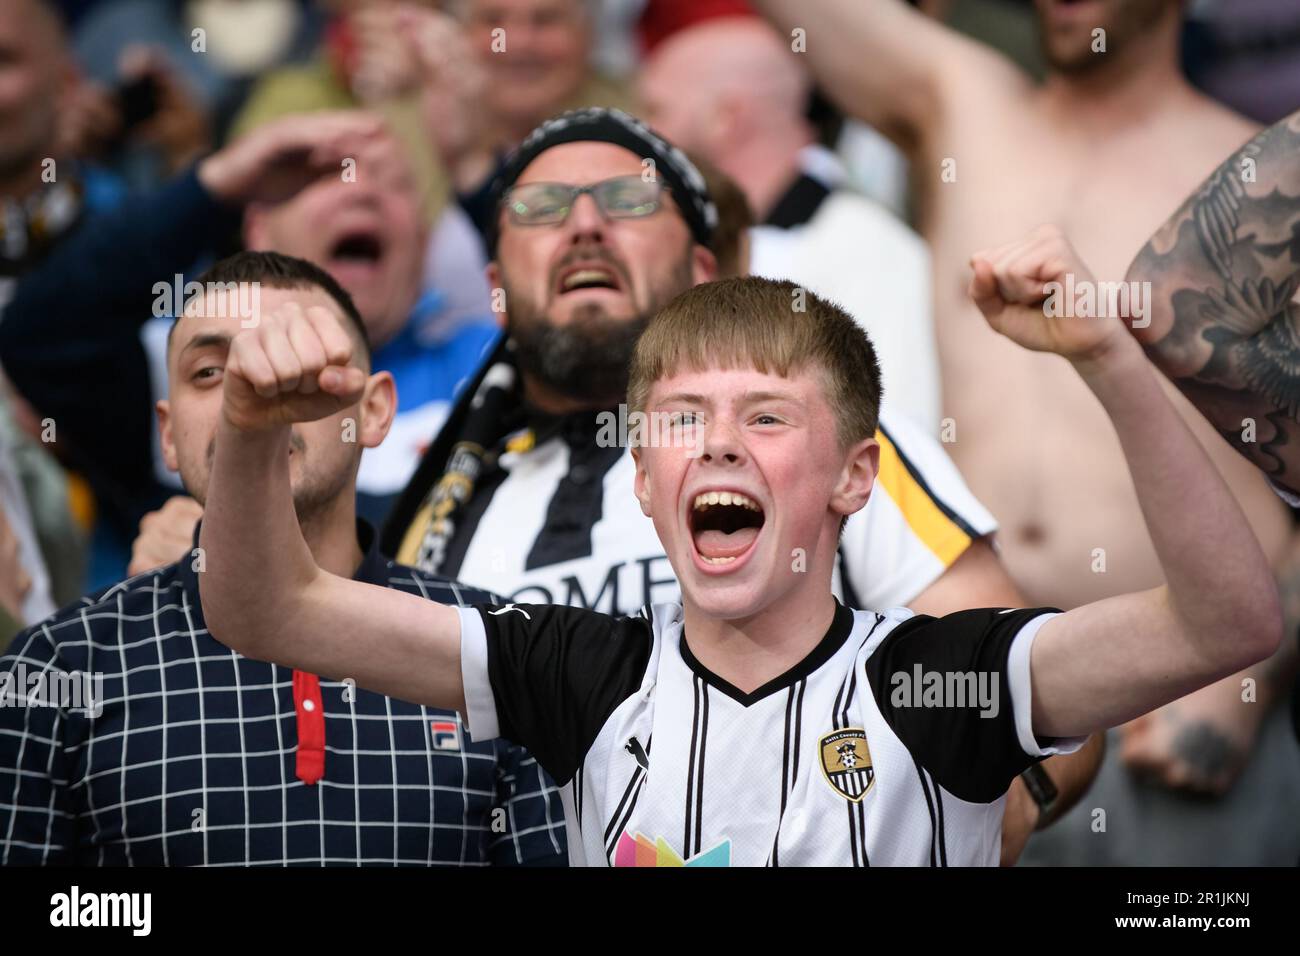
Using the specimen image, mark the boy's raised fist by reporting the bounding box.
[969,224,1134,363]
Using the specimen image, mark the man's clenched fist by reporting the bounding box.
[969,225,1134,363]
[221,302,367,432]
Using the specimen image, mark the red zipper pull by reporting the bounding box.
[292,670,326,785]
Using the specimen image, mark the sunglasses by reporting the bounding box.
[502,174,666,226]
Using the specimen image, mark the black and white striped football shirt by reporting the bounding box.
[457,600,1084,867]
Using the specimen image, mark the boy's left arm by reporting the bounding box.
[969,227,1283,741]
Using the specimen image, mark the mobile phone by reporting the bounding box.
[115,73,161,131]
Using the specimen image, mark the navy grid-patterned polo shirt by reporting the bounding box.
[0,521,566,866]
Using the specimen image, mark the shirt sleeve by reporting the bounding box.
[865,606,1085,803]
[458,603,653,785]
[0,626,79,865]
[837,412,998,610]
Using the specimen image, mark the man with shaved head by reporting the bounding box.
[640,15,940,431]
[640,16,815,222]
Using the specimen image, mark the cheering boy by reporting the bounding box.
[197,228,1280,866]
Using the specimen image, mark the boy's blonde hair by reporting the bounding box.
[628,277,882,450]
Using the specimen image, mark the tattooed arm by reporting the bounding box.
[1126,111,1300,495]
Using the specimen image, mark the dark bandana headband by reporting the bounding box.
[486,107,718,253]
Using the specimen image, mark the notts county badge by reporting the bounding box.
[819,729,875,802]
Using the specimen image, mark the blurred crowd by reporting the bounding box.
[1,0,1298,867]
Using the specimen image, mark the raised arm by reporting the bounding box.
[196,302,466,713]
[1126,110,1300,495]
[970,227,1282,740]
[748,0,979,148]
[0,111,392,526]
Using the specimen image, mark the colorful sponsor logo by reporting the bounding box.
[614,832,731,867]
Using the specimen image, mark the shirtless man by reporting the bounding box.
[751,0,1296,849]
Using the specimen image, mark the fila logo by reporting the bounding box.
[489,604,531,620]
[431,720,461,751]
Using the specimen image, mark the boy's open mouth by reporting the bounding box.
[689,490,766,568]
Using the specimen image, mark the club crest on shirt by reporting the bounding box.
[819,728,875,802]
